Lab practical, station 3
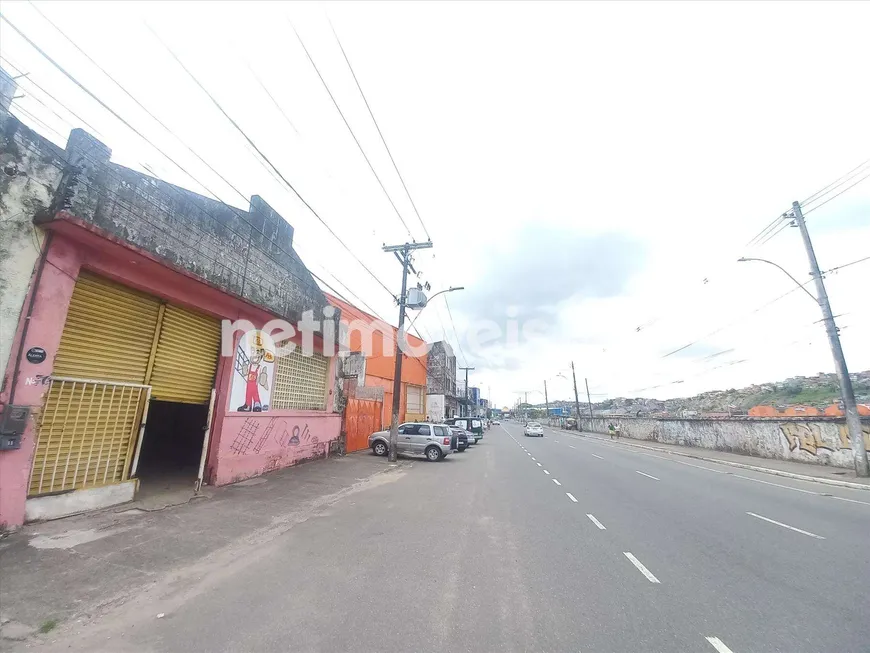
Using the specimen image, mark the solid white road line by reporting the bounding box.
[586,514,606,530]
[566,492,578,503]
[706,636,735,653]
[746,512,825,539]
[553,479,561,486]
[636,471,660,481]
[543,469,550,475]
[536,462,542,467]
[590,453,603,459]
[623,552,660,583]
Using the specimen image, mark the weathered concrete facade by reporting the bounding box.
[0,69,341,527]
[580,416,870,469]
[42,127,332,331]
[0,81,67,380]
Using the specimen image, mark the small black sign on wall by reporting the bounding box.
[26,347,47,364]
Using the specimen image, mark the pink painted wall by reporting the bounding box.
[212,412,340,485]
[0,234,80,528]
[0,219,340,527]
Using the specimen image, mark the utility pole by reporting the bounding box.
[383,240,433,463]
[792,201,868,476]
[459,366,474,418]
[524,391,529,424]
[544,380,550,426]
[571,361,582,431]
[585,377,594,422]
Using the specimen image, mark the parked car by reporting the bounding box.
[450,427,469,452]
[492,419,501,425]
[368,423,452,461]
[444,417,484,442]
[524,422,544,437]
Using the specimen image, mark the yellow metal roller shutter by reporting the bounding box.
[52,272,161,383]
[148,304,220,403]
[30,272,158,495]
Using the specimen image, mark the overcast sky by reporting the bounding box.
[3,1,869,408]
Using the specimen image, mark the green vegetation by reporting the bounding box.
[743,383,870,409]
[38,619,58,634]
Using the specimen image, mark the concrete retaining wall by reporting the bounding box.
[579,416,870,469]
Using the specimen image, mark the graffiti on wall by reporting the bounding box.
[781,422,870,456]
[230,416,321,455]
[780,423,831,456]
[837,424,870,450]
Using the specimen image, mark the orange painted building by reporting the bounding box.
[326,294,428,440]
[748,405,821,417]
[824,403,870,417]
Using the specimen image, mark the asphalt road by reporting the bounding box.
[39,422,870,653]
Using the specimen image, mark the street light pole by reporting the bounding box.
[792,201,868,477]
[738,206,868,477]
[383,240,433,463]
[459,366,475,417]
[544,380,550,426]
[571,361,582,431]
[585,377,594,423]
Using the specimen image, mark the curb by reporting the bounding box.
[552,428,870,492]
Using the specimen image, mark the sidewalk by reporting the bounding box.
[555,427,870,490]
[0,452,405,643]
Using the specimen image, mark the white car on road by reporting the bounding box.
[524,422,544,437]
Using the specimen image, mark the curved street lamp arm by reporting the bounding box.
[737,257,819,305]
[404,286,465,333]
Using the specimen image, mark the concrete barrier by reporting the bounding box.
[579,416,870,469]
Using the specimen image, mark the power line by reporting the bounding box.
[0,54,107,139]
[22,3,257,211]
[826,254,870,274]
[443,296,467,367]
[289,20,414,241]
[4,26,398,341]
[5,23,397,344]
[746,212,789,248]
[660,254,865,360]
[803,169,870,216]
[328,18,431,241]
[142,23,397,300]
[757,216,794,246]
[801,157,870,206]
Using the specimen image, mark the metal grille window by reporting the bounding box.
[271,341,329,411]
[406,385,424,414]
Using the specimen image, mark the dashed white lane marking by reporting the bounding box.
[590,453,603,459]
[553,479,561,486]
[623,552,660,583]
[566,492,578,503]
[531,457,536,461]
[555,440,559,443]
[706,636,735,653]
[733,474,819,495]
[536,462,542,467]
[569,445,576,449]
[636,471,660,481]
[586,514,606,530]
[543,469,550,475]
[746,512,825,539]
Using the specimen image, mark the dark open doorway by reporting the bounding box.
[136,400,209,503]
